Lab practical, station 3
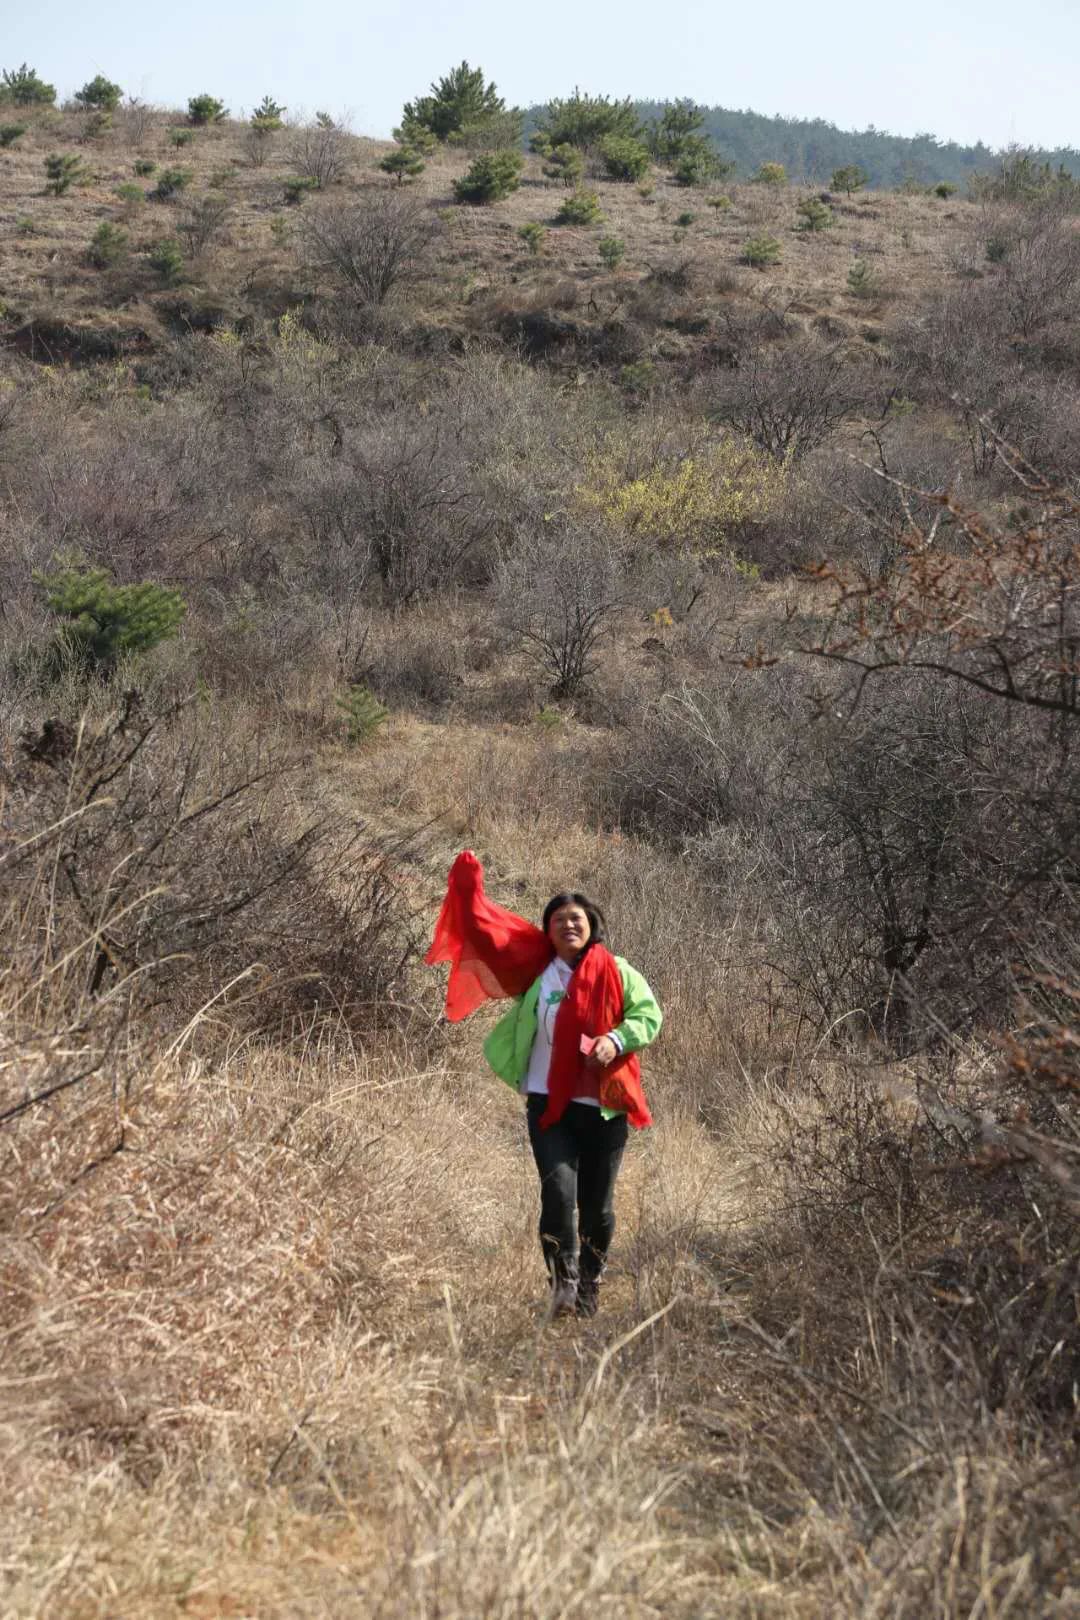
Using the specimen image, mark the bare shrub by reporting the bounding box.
[495,522,628,697]
[805,449,1080,719]
[988,199,1080,339]
[242,122,276,168]
[761,675,1048,1042]
[804,419,968,576]
[299,416,494,604]
[286,114,352,189]
[894,285,1080,477]
[115,94,156,147]
[302,190,437,306]
[177,191,230,256]
[706,332,870,459]
[0,392,237,592]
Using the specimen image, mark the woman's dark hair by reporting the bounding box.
[541,891,607,949]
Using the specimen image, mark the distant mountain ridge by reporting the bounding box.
[524,100,1080,189]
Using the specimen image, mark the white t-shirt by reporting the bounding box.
[524,957,602,1108]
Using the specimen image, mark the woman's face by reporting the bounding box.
[547,902,592,963]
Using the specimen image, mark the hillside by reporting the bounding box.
[2,104,976,362]
[2,92,1079,1619]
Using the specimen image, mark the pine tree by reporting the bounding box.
[599,133,650,181]
[452,150,523,204]
[401,61,519,146]
[0,63,55,106]
[555,189,604,226]
[598,235,625,269]
[380,146,425,184]
[743,233,781,267]
[148,238,184,283]
[649,100,705,163]
[251,95,285,129]
[831,164,868,195]
[187,93,227,126]
[152,167,193,199]
[846,258,878,298]
[75,74,122,112]
[532,91,640,152]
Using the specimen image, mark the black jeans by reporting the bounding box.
[526,1096,629,1284]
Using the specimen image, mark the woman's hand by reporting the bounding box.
[585,1035,618,1068]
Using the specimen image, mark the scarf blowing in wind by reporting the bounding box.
[426,851,652,1130]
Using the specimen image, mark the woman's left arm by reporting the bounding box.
[609,961,663,1054]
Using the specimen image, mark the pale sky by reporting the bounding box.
[16,0,1080,150]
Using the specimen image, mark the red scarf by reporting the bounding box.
[426,851,652,1130]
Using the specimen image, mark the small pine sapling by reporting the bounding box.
[87,220,129,268]
[152,167,193,200]
[1,63,56,106]
[43,153,86,196]
[796,196,833,232]
[743,233,781,266]
[148,238,184,283]
[554,189,603,226]
[251,95,284,129]
[336,684,388,745]
[518,220,546,256]
[74,74,122,112]
[598,234,624,268]
[831,164,868,195]
[542,143,584,188]
[380,146,425,184]
[36,563,186,673]
[283,175,318,205]
[599,133,650,182]
[452,150,523,203]
[847,258,878,298]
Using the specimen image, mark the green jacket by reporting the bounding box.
[482,956,662,1119]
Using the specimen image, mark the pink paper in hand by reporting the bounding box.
[579,1034,597,1055]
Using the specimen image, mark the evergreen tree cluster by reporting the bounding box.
[525,100,1080,188]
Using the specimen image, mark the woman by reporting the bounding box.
[426,853,663,1318]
